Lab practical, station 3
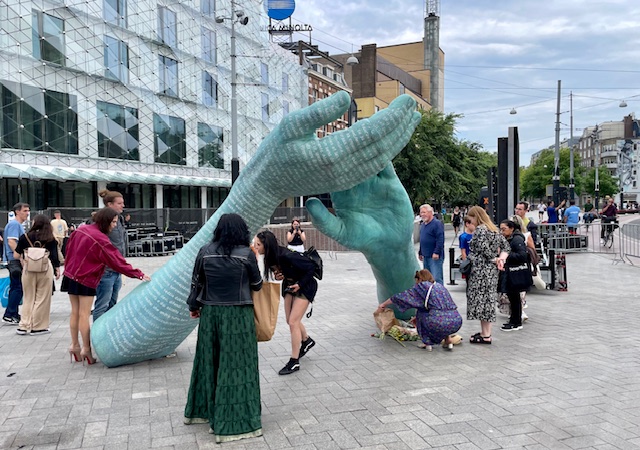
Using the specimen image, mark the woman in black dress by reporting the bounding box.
[254,230,317,375]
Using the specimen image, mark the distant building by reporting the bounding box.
[0,0,307,212]
[334,42,439,119]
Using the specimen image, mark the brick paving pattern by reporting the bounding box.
[1,226,639,449]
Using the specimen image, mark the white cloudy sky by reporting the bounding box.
[287,0,640,165]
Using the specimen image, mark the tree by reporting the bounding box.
[393,109,495,209]
[520,148,587,200]
[583,168,617,199]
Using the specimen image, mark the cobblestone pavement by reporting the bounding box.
[1,225,639,449]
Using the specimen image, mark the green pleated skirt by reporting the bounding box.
[184,304,262,443]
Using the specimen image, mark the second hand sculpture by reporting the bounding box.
[92,91,421,367]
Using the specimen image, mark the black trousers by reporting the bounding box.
[507,291,522,326]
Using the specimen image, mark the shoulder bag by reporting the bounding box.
[253,281,281,342]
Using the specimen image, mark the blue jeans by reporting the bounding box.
[423,257,444,285]
[93,271,122,323]
[4,260,23,318]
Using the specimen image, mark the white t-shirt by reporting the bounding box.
[538,204,546,212]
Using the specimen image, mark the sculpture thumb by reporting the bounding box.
[306,197,343,241]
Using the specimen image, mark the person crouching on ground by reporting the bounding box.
[254,230,317,375]
[376,269,462,351]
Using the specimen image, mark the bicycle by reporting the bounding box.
[601,217,618,248]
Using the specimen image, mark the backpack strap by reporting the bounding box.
[24,233,35,248]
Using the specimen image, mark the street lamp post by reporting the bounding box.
[593,125,600,210]
[569,91,575,201]
[553,80,561,205]
[216,5,249,185]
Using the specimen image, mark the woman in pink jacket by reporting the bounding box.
[62,207,150,365]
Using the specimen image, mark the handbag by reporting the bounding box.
[253,281,280,342]
[459,258,472,276]
[23,234,50,273]
[506,262,533,291]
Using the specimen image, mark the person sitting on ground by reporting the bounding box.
[375,269,462,352]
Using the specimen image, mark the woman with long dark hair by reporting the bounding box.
[14,214,60,335]
[286,218,306,252]
[498,219,532,332]
[254,230,317,375]
[62,207,150,365]
[184,213,264,443]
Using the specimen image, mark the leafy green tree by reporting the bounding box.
[393,110,495,208]
[520,148,586,199]
[583,167,617,199]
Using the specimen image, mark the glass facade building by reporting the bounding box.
[0,0,307,211]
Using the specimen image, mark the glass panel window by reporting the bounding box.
[282,73,288,92]
[159,55,178,97]
[202,72,217,107]
[104,0,127,26]
[97,100,139,160]
[0,81,77,154]
[261,93,269,122]
[154,113,186,165]
[104,36,129,83]
[201,0,215,15]
[261,62,269,86]
[283,100,289,115]
[158,7,177,48]
[202,27,216,63]
[32,11,65,65]
[198,122,223,168]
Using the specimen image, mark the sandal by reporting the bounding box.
[470,334,492,344]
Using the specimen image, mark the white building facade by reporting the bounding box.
[0,0,307,211]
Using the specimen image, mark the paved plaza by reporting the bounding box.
[1,225,640,449]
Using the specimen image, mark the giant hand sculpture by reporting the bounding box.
[92,91,421,367]
[306,164,420,319]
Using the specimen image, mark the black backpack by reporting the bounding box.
[303,247,323,280]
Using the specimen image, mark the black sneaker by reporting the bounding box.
[501,323,523,332]
[299,336,315,358]
[278,358,300,375]
[30,329,51,336]
[2,316,20,325]
[16,328,28,335]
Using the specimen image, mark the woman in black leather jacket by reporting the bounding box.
[498,220,532,332]
[254,230,317,376]
[184,213,263,444]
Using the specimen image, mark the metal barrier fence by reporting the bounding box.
[620,223,640,265]
[539,221,640,265]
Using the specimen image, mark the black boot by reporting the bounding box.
[278,358,300,375]
[299,336,316,358]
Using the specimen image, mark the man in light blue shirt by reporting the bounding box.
[3,203,29,324]
[563,200,581,234]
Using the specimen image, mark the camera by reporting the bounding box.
[284,286,295,294]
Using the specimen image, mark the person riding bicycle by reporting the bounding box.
[583,198,596,224]
[600,197,617,240]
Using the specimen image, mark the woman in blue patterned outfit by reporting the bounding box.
[376,270,462,351]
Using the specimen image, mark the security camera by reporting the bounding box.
[239,16,249,25]
[215,16,224,23]
[235,9,245,17]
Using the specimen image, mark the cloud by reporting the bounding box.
[290,0,640,164]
